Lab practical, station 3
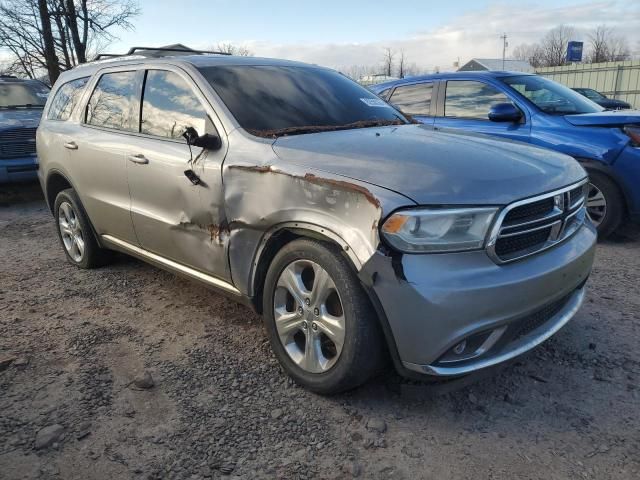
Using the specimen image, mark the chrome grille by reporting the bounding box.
[487,180,588,264]
[0,127,37,159]
[0,127,37,143]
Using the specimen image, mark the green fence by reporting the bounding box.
[536,60,640,109]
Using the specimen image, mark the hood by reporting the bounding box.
[564,110,640,127]
[597,98,631,110]
[272,125,586,206]
[0,108,43,130]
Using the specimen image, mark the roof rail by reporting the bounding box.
[0,74,18,79]
[93,46,232,61]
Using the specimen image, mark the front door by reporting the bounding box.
[434,80,530,143]
[126,68,230,280]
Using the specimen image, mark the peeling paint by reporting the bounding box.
[227,165,382,209]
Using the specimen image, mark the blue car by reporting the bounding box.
[0,75,49,183]
[371,72,640,237]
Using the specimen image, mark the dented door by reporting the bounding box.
[126,68,230,280]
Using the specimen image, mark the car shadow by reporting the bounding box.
[0,181,44,207]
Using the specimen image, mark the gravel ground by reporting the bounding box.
[1,183,639,480]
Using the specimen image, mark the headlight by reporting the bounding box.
[624,125,640,147]
[381,207,498,253]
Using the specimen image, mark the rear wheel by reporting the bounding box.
[54,188,111,268]
[263,238,384,394]
[586,171,624,239]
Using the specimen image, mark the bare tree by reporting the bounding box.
[382,47,395,77]
[397,50,406,78]
[587,25,630,63]
[540,25,575,67]
[213,42,252,56]
[0,0,139,84]
[512,43,545,68]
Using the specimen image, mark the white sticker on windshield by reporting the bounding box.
[360,97,390,108]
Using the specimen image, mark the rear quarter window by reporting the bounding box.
[47,77,89,121]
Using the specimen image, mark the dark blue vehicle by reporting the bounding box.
[0,75,49,183]
[371,72,640,237]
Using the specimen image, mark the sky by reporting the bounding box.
[100,0,640,73]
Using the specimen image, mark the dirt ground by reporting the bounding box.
[1,183,639,480]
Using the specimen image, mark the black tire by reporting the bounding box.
[54,188,111,268]
[587,171,624,239]
[262,238,384,394]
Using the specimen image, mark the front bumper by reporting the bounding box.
[0,155,38,183]
[364,221,596,377]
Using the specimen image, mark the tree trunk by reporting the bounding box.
[65,0,86,63]
[37,0,61,84]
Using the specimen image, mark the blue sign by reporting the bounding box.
[567,41,584,62]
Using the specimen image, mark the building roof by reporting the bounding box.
[458,58,534,73]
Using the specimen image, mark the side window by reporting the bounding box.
[141,70,207,139]
[86,71,138,131]
[376,88,390,100]
[445,81,510,119]
[389,83,433,116]
[47,77,89,121]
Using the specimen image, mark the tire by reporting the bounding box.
[262,238,384,394]
[54,188,111,268]
[586,171,624,239]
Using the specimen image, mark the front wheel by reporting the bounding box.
[262,238,384,394]
[586,172,624,239]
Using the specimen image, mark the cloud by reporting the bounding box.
[220,1,640,73]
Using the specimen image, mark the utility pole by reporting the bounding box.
[500,33,508,70]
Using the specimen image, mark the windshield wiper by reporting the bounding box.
[247,119,405,138]
[2,104,45,109]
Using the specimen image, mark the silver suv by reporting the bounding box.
[37,51,596,393]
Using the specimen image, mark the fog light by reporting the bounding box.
[453,341,467,355]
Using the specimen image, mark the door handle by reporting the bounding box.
[128,154,149,165]
[63,141,78,150]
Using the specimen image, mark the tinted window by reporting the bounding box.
[0,82,49,108]
[445,81,510,119]
[86,71,137,131]
[501,75,602,115]
[389,83,432,116]
[47,77,89,121]
[198,65,406,135]
[141,70,207,139]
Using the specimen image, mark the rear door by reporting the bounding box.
[434,79,531,142]
[387,81,435,125]
[70,68,141,243]
[126,67,230,280]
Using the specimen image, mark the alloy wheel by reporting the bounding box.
[58,201,85,262]
[273,259,346,373]
[586,182,607,227]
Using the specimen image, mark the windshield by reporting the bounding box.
[501,75,603,115]
[0,82,49,108]
[581,88,605,100]
[197,65,407,137]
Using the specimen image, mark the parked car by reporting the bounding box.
[37,52,596,393]
[372,72,640,238]
[572,87,631,110]
[0,75,49,183]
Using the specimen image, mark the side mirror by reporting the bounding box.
[182,126,222,150]
[488,103,523,123]
[192,133,222,150]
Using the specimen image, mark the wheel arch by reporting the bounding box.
[575,157,630,217]
[45,169,74,214]
[249,223,363,315]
